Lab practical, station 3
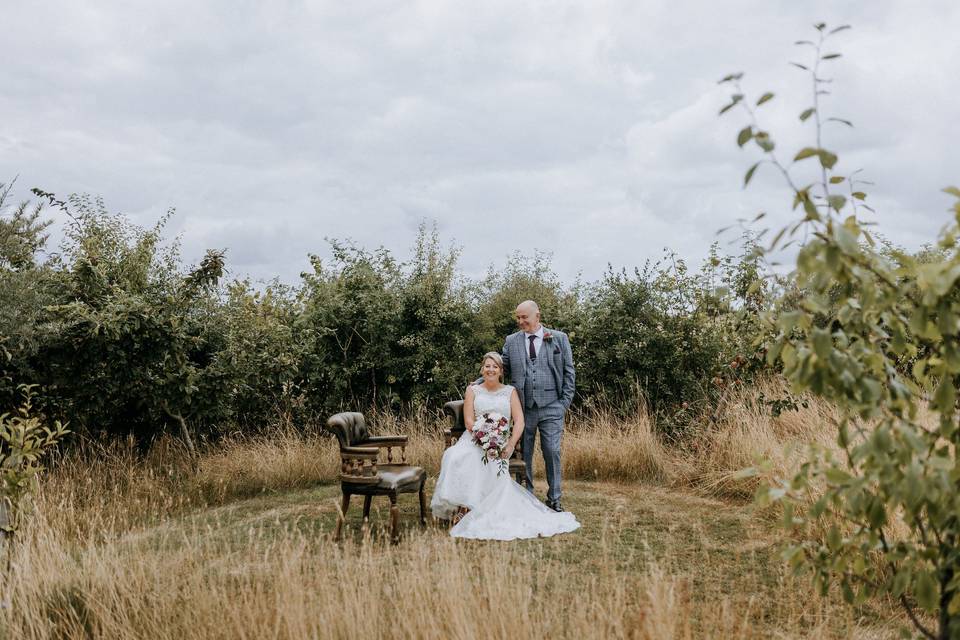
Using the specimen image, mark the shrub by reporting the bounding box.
[723,22,960,639]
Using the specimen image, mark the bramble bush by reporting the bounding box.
[724,22,960,639]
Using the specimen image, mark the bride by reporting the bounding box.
[431,352,580,540]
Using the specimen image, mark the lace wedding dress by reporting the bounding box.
[431,384,580,540]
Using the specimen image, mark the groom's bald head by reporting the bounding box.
[515,300,541,333]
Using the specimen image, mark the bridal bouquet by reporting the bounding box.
[471,412,511,476]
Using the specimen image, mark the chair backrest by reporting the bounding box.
[443,400,466,436]
[325,412,370,449]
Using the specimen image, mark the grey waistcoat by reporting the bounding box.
[523,347,560,409]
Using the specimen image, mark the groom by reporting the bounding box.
[501,300,575,512]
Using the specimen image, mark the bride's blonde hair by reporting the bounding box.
[479,352,504,381]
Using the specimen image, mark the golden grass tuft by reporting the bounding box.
[564,403,674,483]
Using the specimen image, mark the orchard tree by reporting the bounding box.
[724,23,960,639]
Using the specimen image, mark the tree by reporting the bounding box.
[723,23,960,638]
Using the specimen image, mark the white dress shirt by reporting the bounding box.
[524,325,545,358]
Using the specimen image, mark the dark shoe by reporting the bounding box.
[546,500,563,513]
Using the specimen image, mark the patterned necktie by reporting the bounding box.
[528,334,537,360]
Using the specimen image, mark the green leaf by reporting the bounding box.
[756,92,775,106]
[800,108,816,122]
[718,72,744,84]
[818,150,839,169]
[829,176,845,184]
[867,500,886,528]
[812,328,832,359]
[829,25,852,34]
[933,376,956,414]
[802,194,820,221]
[851,191,867,200]
[943,186,960,198]
[915,571,937,611]
[826,117,854,127]
[842,581,855,604]
[737,126,753,147]
[912,358,928,382]
[826,525,841,550]
[744,162,761,187]
[822,53,842,60]
[790,62,809,71]
[719,94,744,115]
[949,592,960,615]
[824,467,850,484]
[755,132,775,152]
[828,195,847,212]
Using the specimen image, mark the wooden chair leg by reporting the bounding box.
[335,492,351,542]
[389,493,400,545]
[418,483,427,526]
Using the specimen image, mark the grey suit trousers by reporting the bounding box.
[522,401,565,503]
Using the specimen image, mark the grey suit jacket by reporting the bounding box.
[501,327,576,410]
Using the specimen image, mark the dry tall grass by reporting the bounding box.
[676,379,846,500]
[0,380,910,639]
[2,488,890,640]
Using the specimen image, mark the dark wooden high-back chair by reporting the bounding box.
[325,411,427,544]
[442,400,526,485]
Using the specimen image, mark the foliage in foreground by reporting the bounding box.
[0,384,69,536]
[723,22,960,639]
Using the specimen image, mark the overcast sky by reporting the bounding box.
[2,1,958,286]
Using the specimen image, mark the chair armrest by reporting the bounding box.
[340,447,380,484]
[342,446,379,456]
[364,435,409,446]
[363,436,408,464]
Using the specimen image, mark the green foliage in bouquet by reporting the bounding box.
[723,23,960,639]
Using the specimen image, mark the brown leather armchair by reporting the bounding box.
[325,412,427,544]
[442,400,526,485]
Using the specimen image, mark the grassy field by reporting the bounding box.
[0,382,913,639]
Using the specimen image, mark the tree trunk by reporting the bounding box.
[163,404,197,457]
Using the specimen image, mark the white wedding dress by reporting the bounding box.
[431,384,581,540]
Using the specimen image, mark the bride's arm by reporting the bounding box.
[463,385,476,432]
[504,389,524,457]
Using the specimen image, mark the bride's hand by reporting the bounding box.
[502,443,515,459]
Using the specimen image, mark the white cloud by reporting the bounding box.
[2,0,958,287]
